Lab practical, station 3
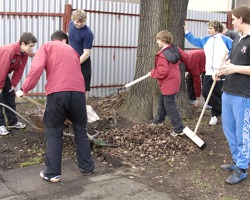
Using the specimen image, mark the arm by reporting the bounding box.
[150,57,170,79]
[219,61,250,76]
[11,55,28,88]
[80,49,91,64]
[21,45,47,94]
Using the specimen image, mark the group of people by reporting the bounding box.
[0,4,250,186]
[150,5,250,185]
[0,9,94,183]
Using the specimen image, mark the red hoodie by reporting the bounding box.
[151,44,190,95]
[21,40,85,95]
[0,42,28,89]
[185,50,206,97]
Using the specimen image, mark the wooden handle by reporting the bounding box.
[193,51,228,135]
[124,73,150,88]
[22,96,45,110]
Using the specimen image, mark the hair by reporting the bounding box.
[208,20,223,33]
[51,30,68,43]
[19,32,37,45]
[72,9,87,22]
[156,30,173,44]
[232,6,250,25]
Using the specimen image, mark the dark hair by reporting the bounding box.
[232,6,250,25]
[19,32,37,45]
[208,20,223,33]
[51,30,68,43]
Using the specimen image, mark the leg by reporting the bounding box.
[69,92,94,173]
[186,76,196,101]
[163,94,184,133]
[154,94,166,123]
[81,57,92,92]
[2,76,17,126]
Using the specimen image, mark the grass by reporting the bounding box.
[19,157,42,167]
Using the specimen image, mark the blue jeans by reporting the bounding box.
[43,91,94,176]
[0,76,17,126]
[222,92,250,169]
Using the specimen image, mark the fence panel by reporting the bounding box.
[0,0,228,97]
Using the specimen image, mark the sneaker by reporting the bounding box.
[189,100,196,105]
[150,119,164,126]
[8,122,26,129]
[171,130,184,137]
[204,105,212,110]
[220,162,237,171]
[209,116,217,126]
[0,125,9,135]
[80,169,94,176]
[40,170,60,183]
[226,168,248,184]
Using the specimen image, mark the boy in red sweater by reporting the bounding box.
[149,30,189,136]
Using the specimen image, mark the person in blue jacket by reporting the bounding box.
[184,20,233,126]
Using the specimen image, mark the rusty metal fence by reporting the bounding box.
[0,0,228,97]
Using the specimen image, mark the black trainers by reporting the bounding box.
[80,169,94,176]
[40,170,60,183]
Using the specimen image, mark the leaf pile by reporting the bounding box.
[88,92,199,165]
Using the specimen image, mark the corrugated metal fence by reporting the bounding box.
[0,0,228,97]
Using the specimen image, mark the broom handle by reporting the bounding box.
[124,73,150,88]
[22,96,45,110]
[193,51,228,135]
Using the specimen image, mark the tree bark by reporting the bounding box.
[117,0,190,122]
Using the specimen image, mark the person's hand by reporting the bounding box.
[9,86,15,92]
[218,60,235,76]
[148,72,152,77]
[212,72,221,81]
[183,21,188,32]
[16,90,24,98]
[195,97,201,107]
[0,89,2,94]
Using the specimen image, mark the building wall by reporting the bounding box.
[235,0,250,7]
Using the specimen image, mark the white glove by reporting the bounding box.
[9,86,15,92]
[16,90,24,98]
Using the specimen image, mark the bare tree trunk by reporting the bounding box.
[118,0,190,122]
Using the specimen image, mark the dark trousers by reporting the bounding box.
[81,57,92,91]
[186,76,196,101]
[155,93,184,133]
[43,91,94,176]
[202,75,223,117]
[0,76,17,126]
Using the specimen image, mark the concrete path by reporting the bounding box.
[0,158,172,200]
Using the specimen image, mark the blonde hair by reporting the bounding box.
[72,9,87,22]
[156,30,173,44]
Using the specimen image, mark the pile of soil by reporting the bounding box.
[0,93,249,200]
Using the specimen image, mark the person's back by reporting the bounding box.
[22,40,85,95]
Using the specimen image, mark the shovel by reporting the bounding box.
[183,51,228,148]
[22,96,115,147]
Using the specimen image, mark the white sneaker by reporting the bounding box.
[0,125,9,135]
[209,116,218,126]
[8,122,26,129]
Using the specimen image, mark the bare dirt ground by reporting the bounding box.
[0,92,250,200]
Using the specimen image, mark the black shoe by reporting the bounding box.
[80,170,94,176]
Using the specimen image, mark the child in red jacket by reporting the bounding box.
[149,30,189,136]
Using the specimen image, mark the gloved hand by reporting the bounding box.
[16,90,24,98]
[9,86,15,92]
